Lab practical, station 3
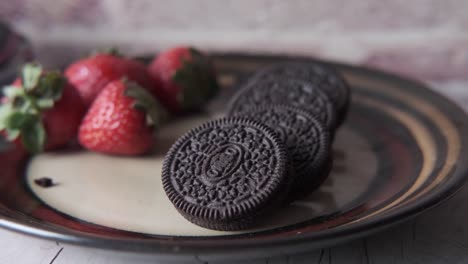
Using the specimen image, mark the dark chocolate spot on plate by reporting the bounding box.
[34,177,56,188]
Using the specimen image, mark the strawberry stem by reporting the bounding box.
[172,48,219,111]
[21,63,42,91]
[123,80,167,129]
[0,63,67,153]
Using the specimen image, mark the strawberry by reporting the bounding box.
[78,79,164,155]
[0,136,27,162]
[148,46,219,113]
[65,51,158,107]
[0,63,85,153]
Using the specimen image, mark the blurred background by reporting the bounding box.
[0,0,467,99]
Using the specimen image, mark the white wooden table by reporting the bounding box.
[2,81,468,263]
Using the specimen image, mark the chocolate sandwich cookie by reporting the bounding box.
[249,62,350,127]
[162,117,288,231]
[227,77,337,130]
[234,105,331,200]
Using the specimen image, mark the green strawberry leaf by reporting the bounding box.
[5,128,20,141]
[20,64,65,110]
[22,63,42,91]
[0,103,13,130]
[124,80,167,129]
[34,71,65,102]
[36,98,55,109]
[0,63,64,154]
[6,112,39,130]
[172,48,219,111]
[11,96,26,109]
[3,86,24,99]
[21,120,46,154]
[21,97,39,115]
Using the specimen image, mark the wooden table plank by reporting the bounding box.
[0,229,61,264]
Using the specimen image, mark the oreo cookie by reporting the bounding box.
[162,117,288,230]
[227,77,337,130]
[247,61,350,127]
[234,105,331,199]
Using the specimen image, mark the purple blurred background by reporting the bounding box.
[0,0,467,99]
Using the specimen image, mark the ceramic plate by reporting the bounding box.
[1,54,468,261]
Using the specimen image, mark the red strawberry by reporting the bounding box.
[0,63,85,153]
[79,79,164,155]
[0,136,27,162]
[148,46,219,113]
[65,51,158,107]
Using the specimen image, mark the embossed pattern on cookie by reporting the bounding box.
[248,61,350,127]
[234,105,331,198]
[162,117,288,230]
[227,77,337,129]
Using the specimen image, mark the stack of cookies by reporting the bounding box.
[162,61,351,231]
